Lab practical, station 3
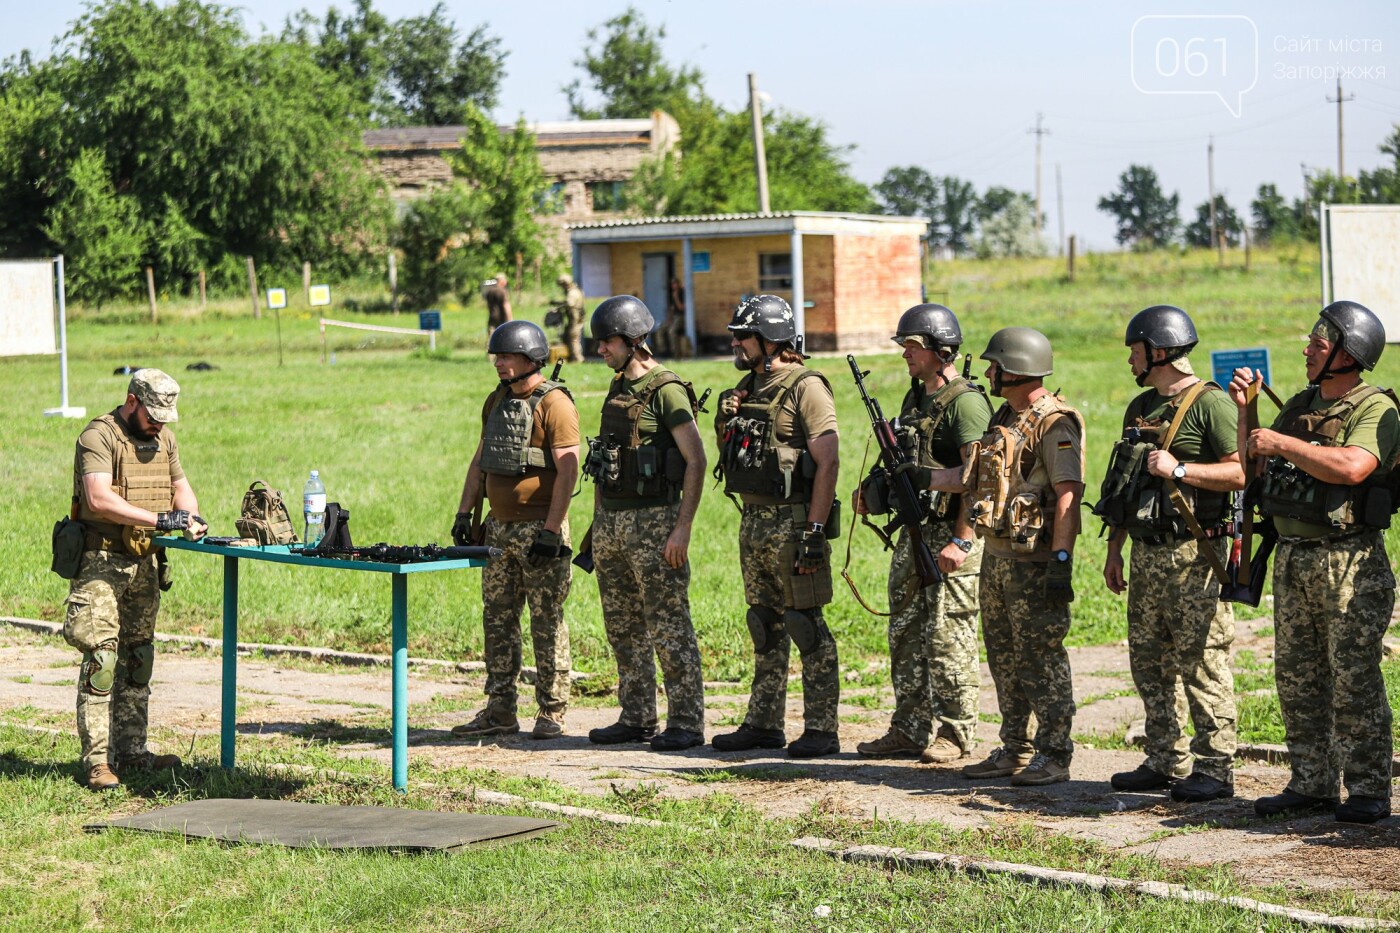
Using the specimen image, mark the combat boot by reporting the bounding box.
[856,728,923,759]
[920,726,970,764]
[1254,789,1338,819]
[531,713,565,740]
[87,763,121,791]
[116,751,182,772]
[962,745,1034,780]
[1110,764,1176,792]
[1009,753,1070,786]
[1336,796,1391,824]
[787,730,840,759]
[711,725,786,752]
[588,721,656,744]
[451,708,520,737]
[1170,772,1234,803]
[650,728,704,751]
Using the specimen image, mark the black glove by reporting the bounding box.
[1044,557,1074,605]
[155,510,191,532]
[527,528,571,568]
[451,511,473,547]
[794,530,826,573]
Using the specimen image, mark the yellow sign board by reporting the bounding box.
[309,284,331,307]
[266,288,288,310]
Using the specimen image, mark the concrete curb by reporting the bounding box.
[790,837,1397,931]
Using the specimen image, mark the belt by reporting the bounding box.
[83,530,124,552]
[1278,528,1369,548]
[1130,522,1233,547]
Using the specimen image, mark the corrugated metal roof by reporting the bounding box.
[364,119,654,151]
[566,211,924,230]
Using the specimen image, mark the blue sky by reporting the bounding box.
[7,0,1400,250]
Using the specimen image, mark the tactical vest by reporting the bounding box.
[899,377,990,521]
[584,369,696,503]
[963,393,1082,554]
[1258,383,1400,531]
[716,367,829,503]
[74,412,174,544]
[479,381,570,476]
[1093,383,1229,539]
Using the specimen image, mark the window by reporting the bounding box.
[536,181,566,215]
[587,180,625,212]
[758,253,793,290]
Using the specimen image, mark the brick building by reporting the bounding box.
[567,212,928,354]
[363,112,680,252]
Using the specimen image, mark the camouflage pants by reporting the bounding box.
[1127,536,1237,782]
[887,520,982,749]
[594,503,705,732]
[564,322,585,363]
[738,504,840,734]
[1273,530,1395,799]
[480,516,572,718]
[62,549,161,769]
[980,553,1075,766]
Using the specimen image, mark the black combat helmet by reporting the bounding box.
[893,303,962,349]
[487,320,549,364]
[980,326,1053,377]
[1124,305,1198,352]
[728,294,797,345]
[590,295,654,342]
[1320,300,1386,371]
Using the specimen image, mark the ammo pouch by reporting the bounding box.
[860,468,892,516]
[1005,492,1045,553]
[234,480,300,545]
[121,525,157,557]
[1258,460,1353,530]
[1092,438,1156,530]
[51,517,85,579]
[780,538,833,610]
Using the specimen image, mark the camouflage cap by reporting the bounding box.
[557,273,574,286]
[128,368,180,423]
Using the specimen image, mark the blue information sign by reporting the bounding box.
[1210,347,1271,389]
[691,251,711,273]
[418,310,442,332]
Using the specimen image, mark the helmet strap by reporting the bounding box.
[1313,342,1359,384]
[499,363,543,388]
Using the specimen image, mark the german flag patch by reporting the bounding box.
[1057,440,1073,450]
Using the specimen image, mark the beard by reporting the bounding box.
[732,345,758,371]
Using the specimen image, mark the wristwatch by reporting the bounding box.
[1171,463,1187,481]
[950,536,974,553]
[1052,548,1071,562]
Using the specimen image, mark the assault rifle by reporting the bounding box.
[296,543,501,563]
[847,355,943,588]
[1218,376,1284,606]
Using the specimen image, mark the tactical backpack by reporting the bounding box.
[235,480,299,545]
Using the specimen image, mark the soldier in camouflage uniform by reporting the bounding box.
[582,296,708,752]
[557,274,587,363]
[451,322,578,740]
[1096,306,1244,803]
[929,328,1084,785]
[1232,301,1398,824]
[65,369,206,790]
[711,295,843,759]
[853,305,991,765]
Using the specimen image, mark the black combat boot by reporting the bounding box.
[711,725,786,752]
[786,730,840,759]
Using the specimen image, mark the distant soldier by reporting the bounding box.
[557,274,586,362]
[582,296,708,752]
[930,328,1084,785]
[451,321,578,740]
[65,369,206,790]
[1234,301,1398,824]
[483,273,513,336]
[855,304,991,765]
[711,295,842,759]
[1097,306,1243,802]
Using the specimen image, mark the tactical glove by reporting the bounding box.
[1044,557,1074,605]
[155,510,191,532]
[719,393,741,417]
[794,530,826,573]
[451,511,473,547]
[527,528,571,568]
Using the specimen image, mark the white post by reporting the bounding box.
[682,237,696,351]
[790,228,805,344]
[45,254,85,419]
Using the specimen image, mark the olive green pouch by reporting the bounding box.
[781,539,833,609]
[51,517,85,579]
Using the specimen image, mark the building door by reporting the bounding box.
[641,253,673,328]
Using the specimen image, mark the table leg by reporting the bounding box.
[391,574,408,791]
[221,556,239,771]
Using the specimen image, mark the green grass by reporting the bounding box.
[7,247,1400,684]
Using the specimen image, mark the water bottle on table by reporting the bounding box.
[303,470,327,546]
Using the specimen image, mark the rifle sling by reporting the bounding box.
[1154,381,1231,583]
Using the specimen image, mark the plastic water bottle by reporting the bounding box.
[303,470,327,546]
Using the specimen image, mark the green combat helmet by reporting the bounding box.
[980,326,1052,395]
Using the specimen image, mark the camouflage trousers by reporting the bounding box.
[887,520,982,750]
[1273,530,1395,799]
[1127,536,1237,782]
[980,553,1075,766]
[738,503,840,734]
[480,516,572,719]
[62,549,161,769]
[564,322,585,363]
[594,503,705,733]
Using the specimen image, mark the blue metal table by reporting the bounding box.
[156,537,486,791]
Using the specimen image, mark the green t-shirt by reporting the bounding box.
[905,378,993,467]
[1270,382,1400,538]
[1122,382,1238,462]
[600,366,695,511]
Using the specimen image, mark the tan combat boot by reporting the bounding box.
[856,728,923,759]
[87,763,121,790]
[531,711,565,740]
[920,727,970,764]
[961,745,1034,779]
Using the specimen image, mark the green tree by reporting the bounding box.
[1184,195,1242,248]
[1250,183,1299,243]
[875,166,940,235]
[1294,169,1358,240]
[41,149,147,305]
[1097,164,1180,248]
[939,176,979,255]
[565,6,703,119]
[395,182,490,310]
[976,196,1046,258]
[1358,125,1400,204]
[283,0,392,122]
[384,6,505,126]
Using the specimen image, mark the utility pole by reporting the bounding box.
[1055,163,1065,256]
[1326,78,1354,178]
[1208,136,1222,262]
[748,73,771,214]
[1027,112,1050,235]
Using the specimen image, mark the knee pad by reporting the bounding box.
[745,605,782,654]
[127,642,155,687]
[82,642,118,696]
[784,609,829,655]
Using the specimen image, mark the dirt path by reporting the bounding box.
[4,617,1398,898]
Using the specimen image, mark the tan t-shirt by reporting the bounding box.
[481,387,580,522]
[981,396,1085,560]
[74,409,186,537]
